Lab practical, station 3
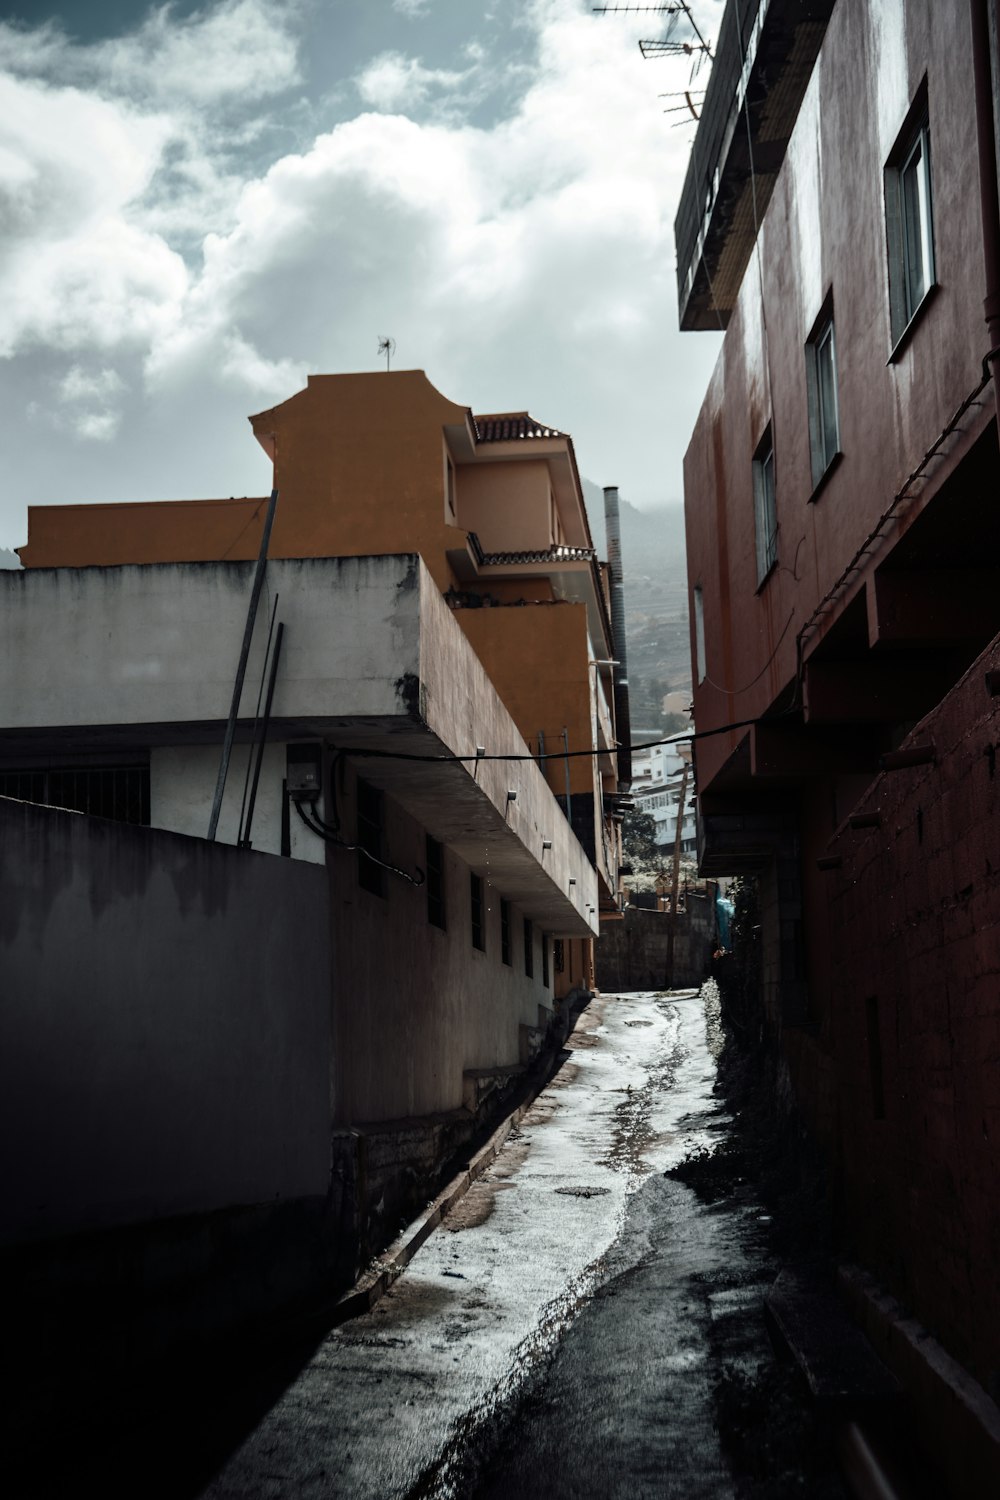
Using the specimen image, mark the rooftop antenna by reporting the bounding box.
[377,335,396,372]
[594,2,713,115]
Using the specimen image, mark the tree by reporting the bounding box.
[622,806,659,865]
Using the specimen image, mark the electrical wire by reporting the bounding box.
[345,710,782,770]
[293,797,425,886]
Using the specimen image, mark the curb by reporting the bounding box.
[331,992,593,1326]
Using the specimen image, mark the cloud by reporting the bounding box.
[392,0,432,15]
[356,51,469,111]
[0,0,726,532]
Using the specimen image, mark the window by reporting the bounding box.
[806,309,840,486]
[752,427,778,585]
[886,93,935,349]
[356,779,386,897]
[0,763,149,825]
[541,934,550,989]
[426,835,446,929]
[554,938,565,975]
[500,898,512,965]
[523,917,534,978]
[470,872,485,951]
[693,585,706,685]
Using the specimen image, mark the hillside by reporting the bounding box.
[584,482,692,733]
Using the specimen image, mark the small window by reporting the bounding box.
[356,779,385,897]
[806,309,840,486]
[471,873,485,951]
[500,898,512,965]
[446,453,457,519]
[541,934,550,989]
[523,917,534,978]
[886,93,935,348]
[426,835,446,930]
[554,938,565,974]
[693,585,706,685]
[752,427,778,585]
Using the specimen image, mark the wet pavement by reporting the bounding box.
[195,984,800,1499]
[17,986,846,1498]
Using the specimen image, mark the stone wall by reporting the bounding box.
[594,890,716,992]
[824,631,1000,1395]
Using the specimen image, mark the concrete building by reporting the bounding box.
[1,372,628,1382]
[631,735,696,856]
[677,0,1000,1486]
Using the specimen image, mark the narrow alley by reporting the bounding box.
[19,986,848,1500]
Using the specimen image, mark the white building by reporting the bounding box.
[631,734,697,856]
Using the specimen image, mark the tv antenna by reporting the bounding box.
[377,335,396,372]
[593,2,713,114]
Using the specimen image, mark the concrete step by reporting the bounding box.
[765,1269,901,1405]
[462,1063,525,1115]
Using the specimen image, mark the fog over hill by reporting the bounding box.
[584,482,692,734]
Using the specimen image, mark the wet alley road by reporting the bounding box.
[20,988,842,1499]
[197,986,786,1500]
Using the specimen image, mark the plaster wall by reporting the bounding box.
[329,765,565,1123]
[0,555,421,731]
[684,0,994,793]
[18,372,471,594]
[0,797,332,1246]
[150,742,325,863]
[456,460,555,552]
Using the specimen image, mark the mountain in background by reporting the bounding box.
[583,481,691,735]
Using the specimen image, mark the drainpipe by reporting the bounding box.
[602,486,632,793]
[970,0,1000,426]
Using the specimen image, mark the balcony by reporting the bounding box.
[674,0,834,331]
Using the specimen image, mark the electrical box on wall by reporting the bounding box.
[286,742,322,801]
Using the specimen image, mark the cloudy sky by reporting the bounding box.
[0,0,724,551]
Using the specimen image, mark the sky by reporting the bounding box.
[0,0,724,551]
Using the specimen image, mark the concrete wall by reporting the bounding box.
[823,632,1000,1393]
[593,894,716,994]
[330,763,565,1123]
[0,796,332,1246]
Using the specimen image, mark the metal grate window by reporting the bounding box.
[500,898,512,966]
[0,765,150,825]
[542,933,550,989]
[523,918,534,979]
[471,873,486,951]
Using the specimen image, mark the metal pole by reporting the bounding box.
[207,489,278,841]
[240,622,285,850]
[665,762,690,988]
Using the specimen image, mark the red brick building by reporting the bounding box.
[677,0,1000,1481]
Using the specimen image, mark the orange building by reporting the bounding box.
[18,368,629,984]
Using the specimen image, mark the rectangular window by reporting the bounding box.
[541,934,550,989]
[0,764,150,825]
[500,898,512,965]
[886,92,935,349]
[752,428,778,585]
[426,835,446,929]
[806,311,840,486]
[471,872,486,951]
[693,584,706,685]
[356,779,386,898]
[554,938,565,974]
[523,917,534,978]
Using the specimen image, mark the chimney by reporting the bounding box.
[603,485,632,791]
